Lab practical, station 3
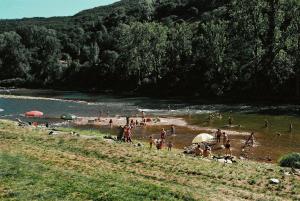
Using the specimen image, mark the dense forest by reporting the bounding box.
[0,0,299,99]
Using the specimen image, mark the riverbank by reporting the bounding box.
[74,116,251,136]
[0,119,299,200]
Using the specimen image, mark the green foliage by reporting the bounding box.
[118,22,168,86]
[279,153,300,168]
[0,0,299,98]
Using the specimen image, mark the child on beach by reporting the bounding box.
[225,140,232,156]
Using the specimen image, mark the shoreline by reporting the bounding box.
[74,116,251,136]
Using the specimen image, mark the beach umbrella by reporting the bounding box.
[192,133,214,144]
[61,113,77,120]
[25,111,43,117]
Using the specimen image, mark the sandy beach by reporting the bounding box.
[74,116,251,136]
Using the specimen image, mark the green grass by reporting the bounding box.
[0,120,299,201]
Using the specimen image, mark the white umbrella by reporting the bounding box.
[192,133,214,144]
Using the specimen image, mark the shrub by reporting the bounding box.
[279,153,300,168]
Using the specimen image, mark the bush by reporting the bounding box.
[279,153,300,168]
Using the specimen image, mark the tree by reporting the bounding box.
[118,22,168,86]
[0,31,30,80]
[193,20,235,95]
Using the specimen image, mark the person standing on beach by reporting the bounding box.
[170,125,176,136]
[141,111,145,119]
[215,129,222,143]
[222,132,228,145]
[123,125,132,143]
[109,119,113,128]
[225,140,232,156]
[161,128,166,141]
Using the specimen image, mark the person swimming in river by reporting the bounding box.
[215,129,222,143]
[225,140,232,156]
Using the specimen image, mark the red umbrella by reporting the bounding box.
[25,111,44,117]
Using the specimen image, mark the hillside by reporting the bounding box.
[0,0,299,99]
[0,120,299,200]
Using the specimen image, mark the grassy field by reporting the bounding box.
[0,120,299,201]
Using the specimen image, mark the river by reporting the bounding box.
[0,88,299,162]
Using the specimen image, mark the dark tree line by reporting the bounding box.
[0,0,299,99]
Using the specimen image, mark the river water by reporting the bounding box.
[0,88,299,162]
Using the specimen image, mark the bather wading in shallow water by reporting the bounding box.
[245,132,255,147]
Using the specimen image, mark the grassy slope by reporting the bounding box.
[0,120,299,201]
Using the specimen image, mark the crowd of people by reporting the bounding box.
[99,110,260,159]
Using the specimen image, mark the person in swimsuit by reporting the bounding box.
[170,125,176,136]
[194,145,203,156]
[245,132,255,146]
[109,119,113,128]
[215,129,222,143]
[225,140,232,156]
[203,146,211,158]
[160,128,166,141]
[222,132,228,145]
